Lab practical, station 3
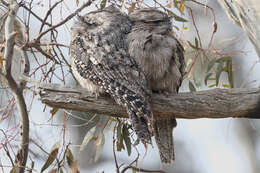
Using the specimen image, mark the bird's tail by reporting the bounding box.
[126,107,152,145]
[153,117,177,164]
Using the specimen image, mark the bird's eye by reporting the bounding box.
[143,20,164,24]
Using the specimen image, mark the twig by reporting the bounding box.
[20,3,52,27]
[186,6,202,48]
[36,0,95,42]
[122,166,166,173]
[113,124,120,173]
[188,0,217,48]
[39,0,63,33]
[3,144,15,167]
[0,0,8,7]
[121,151,140,173]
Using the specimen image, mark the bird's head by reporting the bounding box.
[129,8,172,33]
[75,5,125,31]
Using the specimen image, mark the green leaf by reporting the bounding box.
[166,9,188,22]
[132,168,137,173]
[187,41,198,50]
[50,107,59,116]
[65,148,74,167]
[100,0,107,9]
[195,37,199,48]
[216,62,224,86]
[207,59,216,72]
[133,138,140,147]
[174,0,178,8]
[189,81,196,92]
[227,59,234,88]
[117,135,125,151]
[208,84,216,88]
[80,126,96,151]
[122,124,131,156]
[10,167,16,173]
[223,84,231,88]
[110,118,117,122]
[41,142,60,173]
[204,73,213,85]
[116,122,122,140]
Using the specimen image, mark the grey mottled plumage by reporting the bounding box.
[128,8,185,163]
[70,6,185,164]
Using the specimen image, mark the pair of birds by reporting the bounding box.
[70,5,185,164]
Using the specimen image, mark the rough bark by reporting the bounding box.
[38,83,260,119]
[0,1,29,172]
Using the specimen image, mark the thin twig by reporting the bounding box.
[122,166,166,173]
[39,0,63,33]
[0,0,8,7]
[188,0,217,48]
[3,144,15,167]
[20,3,52,27]
[113,123,120,173]
[36,0,95,41]
[186,6,202,48]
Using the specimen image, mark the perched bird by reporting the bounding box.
[70,5,185,164]
[128,8,185,164]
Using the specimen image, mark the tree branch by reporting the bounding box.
[37,83,260,119]
[1,1,29,172]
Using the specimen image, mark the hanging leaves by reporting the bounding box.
[41,142,60,173]
[122,124,131,156]
[204,73,213,85]
[116,122,125,151]
[65,148,74,168]
[94,131,105,162]
[100,0,107,9]
[179,1,186,14]
[50,107,59,116]
[189,80,196,92]
[80,126,96,151]
[205,56,234,88]
[166,9,188,22]
[207,59,216,72]
[116,122,132,156]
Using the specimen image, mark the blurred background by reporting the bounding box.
[1,0,260,172]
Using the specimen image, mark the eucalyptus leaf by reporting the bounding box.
[166,9,188,22]
[80,126,96,151]
[189,81,196,92]
[40,142,60,173]
[123,124,131,156]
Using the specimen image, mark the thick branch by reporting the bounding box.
[38,83,260,119]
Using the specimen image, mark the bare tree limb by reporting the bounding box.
[1,1,29,172]
[36,82,260,120]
